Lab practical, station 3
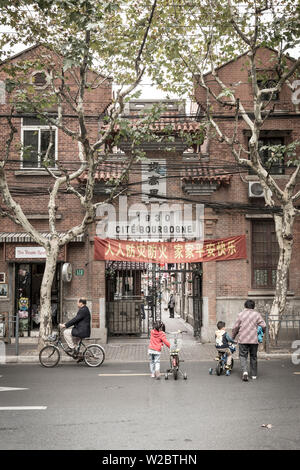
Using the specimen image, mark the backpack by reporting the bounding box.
[257,326,264,343]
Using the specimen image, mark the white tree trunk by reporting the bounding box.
[38,241,59,350]
[269,206,295,341]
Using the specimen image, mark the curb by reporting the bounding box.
[3,353,293,364]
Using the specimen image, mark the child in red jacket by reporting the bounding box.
[148,321,170,379]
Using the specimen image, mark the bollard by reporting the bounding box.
[15,313,19,356]
[265,311,270,354]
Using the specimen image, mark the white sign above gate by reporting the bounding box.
[15,246,47,259]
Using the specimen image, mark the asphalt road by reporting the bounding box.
[0,358,300,451]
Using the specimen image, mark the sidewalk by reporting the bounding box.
[2,309,293,363]
[3,316,216,363]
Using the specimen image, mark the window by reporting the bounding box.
[249,136,285,175]
[257,79,279,101]
[252,220,279,289]
[22,117,57,168]
[258,136,285,175]
[31,71,49,89]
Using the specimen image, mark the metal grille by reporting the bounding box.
[105,261,202,338]
[252,220,279,289]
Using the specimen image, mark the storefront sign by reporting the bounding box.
[94,235,247,264]
[15,246,47,259]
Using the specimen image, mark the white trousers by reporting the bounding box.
[63,328,80,349]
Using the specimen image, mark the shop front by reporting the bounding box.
[16,262,61,337]
[0,232,85,338]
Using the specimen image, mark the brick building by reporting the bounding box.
[192,47,300,340]
[0,45,112,339]
[1,45,299,343]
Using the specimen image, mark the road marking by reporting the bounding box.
[0,406,47,410]
[0,387,28,392]
[99,373,153,377]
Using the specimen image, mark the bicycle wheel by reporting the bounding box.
[83,344,105,367]
[39,345,60,368]
[216,363,222,376]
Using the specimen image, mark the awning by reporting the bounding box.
[103,119,202,134]
[0,232,85,243]
[181,166,232,185]
[77,163,127,183]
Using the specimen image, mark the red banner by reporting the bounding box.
[94,235,247,264]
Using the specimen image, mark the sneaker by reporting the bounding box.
[242,372,249,382]
[155,371,161,380]
[252,376,257,380]
[226,370,231,376]
[151,373,155,378]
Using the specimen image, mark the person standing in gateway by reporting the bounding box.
[60,298,91,352]
[168,293,175,318]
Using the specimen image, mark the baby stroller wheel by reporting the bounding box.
[183,372,187,380]
[230,358,234,370]
[216,363,222,376]
[165,373,169,380]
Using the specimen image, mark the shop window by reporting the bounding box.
[22,117,57,168]
[252,220,280,289]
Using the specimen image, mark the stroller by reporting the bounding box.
[165,330,187,380]
[209,344,236,376]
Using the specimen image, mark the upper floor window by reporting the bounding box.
[21,117,57,169]
[252,219,280,289]
[249,135,285,175]
[258,136,285,175]
[257,79,279,101]
[31,71,49,90]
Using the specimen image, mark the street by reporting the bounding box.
[1,359,300,450]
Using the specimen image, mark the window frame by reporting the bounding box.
[251,219,280,290]
[248,135,286,175]
[21,118,58,169]
[257,78,279,101]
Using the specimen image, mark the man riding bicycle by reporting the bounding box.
[59,298,91,353]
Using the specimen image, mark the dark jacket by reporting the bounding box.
[65,305,91,338]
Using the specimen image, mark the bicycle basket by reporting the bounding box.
[48,333,58,342]
[170,337,182,352]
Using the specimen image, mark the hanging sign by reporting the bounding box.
[94,235,247,264]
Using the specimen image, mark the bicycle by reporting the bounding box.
[165,330,187,380]
[209,345,236,377]
[39,328,105,368]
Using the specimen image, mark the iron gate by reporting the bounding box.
[105,261,202,338]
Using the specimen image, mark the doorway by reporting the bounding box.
[15,262,61,337]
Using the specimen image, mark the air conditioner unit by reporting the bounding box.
[248,181,264,198]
